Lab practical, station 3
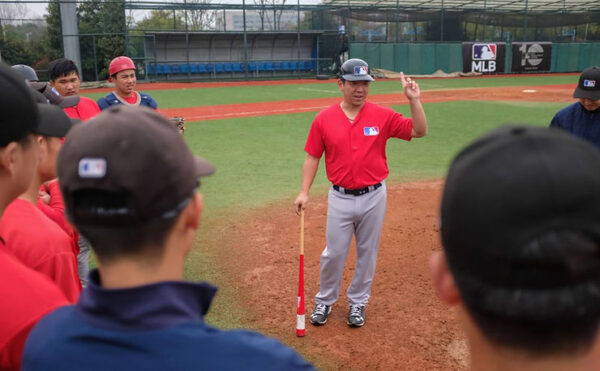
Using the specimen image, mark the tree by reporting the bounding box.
[254,0,267,31]
[44,0,62,61]
[0,2,27,26]
[0,3,53,68]
[135,9,185,31]
[185,0,216,31]
[77,0,126,80]
[0,22,53,67]
[265,0,287,31]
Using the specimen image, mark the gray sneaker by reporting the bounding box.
[310,304,332,326]
[347,305,365,327]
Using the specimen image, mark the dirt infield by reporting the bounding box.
[159,84,574,122]
[82,79,334,94]
[216,181,467,370]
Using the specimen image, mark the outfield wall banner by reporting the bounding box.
[511,42,552,73]
[462,42,506,74]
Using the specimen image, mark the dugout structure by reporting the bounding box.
[141,31,327,80]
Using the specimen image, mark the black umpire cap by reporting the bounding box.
[573,66,600,101]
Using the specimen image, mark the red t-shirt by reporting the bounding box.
[63,96,101,121]
[0,245,68,371]
[123,93,139,105]
[304,101,413,189]
[38,180,79,256]
[0,199,81,302]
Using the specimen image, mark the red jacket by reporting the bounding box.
[0,246,68,370]
[0,199,81,302]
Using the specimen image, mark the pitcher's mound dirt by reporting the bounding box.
[214,180,468,370]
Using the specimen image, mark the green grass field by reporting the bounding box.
[183,99,566,214]
[87,74,573,331]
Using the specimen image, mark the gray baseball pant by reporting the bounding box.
[315,181,387,306]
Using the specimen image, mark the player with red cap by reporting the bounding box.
[97,56,158,110]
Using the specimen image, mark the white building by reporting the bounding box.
[215,9,304,31]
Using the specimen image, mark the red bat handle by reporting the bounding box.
[296,254,305,337]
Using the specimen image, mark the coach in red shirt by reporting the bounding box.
[294,59,427,328]
[0,63,68,371]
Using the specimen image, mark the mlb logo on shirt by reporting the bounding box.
[364,126,379,136]
[473,44,497,60]
[79,158,107,178]
[354,66,368,76]
[583,79,596,88]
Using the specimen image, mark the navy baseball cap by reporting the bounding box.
[340,59,374,82]
[58,105,215,226]
[573,66,600,100]
[442,126,600,312]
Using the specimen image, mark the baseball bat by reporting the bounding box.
[296,209,306,337]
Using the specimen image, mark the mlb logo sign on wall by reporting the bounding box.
[463,42,505,74]
[79,158,107,178]
[473,44,497,60]
[584,79,596,88]
[354,66,368,76]
[363,126,379,136]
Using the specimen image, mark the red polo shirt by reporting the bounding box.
[0,199,81,303]
[63,96,101,121]
[304,101,413,189]
[0,245,68,371]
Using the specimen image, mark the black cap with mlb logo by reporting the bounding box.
[573,66,600,100]
[57,105,215,226]
[340,58,374,82]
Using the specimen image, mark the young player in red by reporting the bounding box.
[0,63,68,371]
[97,56,158,110]
[48,58,101,121]
[0,104,81,302]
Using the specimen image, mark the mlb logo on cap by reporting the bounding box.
[354,66,368,76]
[473,44,497,61]
[583,79,596,88]
[79,158,107,178]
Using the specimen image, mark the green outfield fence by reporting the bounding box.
[350,42,463,75]
[350,41,600,75]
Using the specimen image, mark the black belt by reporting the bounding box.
[332,183,382,196]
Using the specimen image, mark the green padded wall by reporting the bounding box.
[551,43,600,72]
[350,42,463,74]
[352,42,600,75]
